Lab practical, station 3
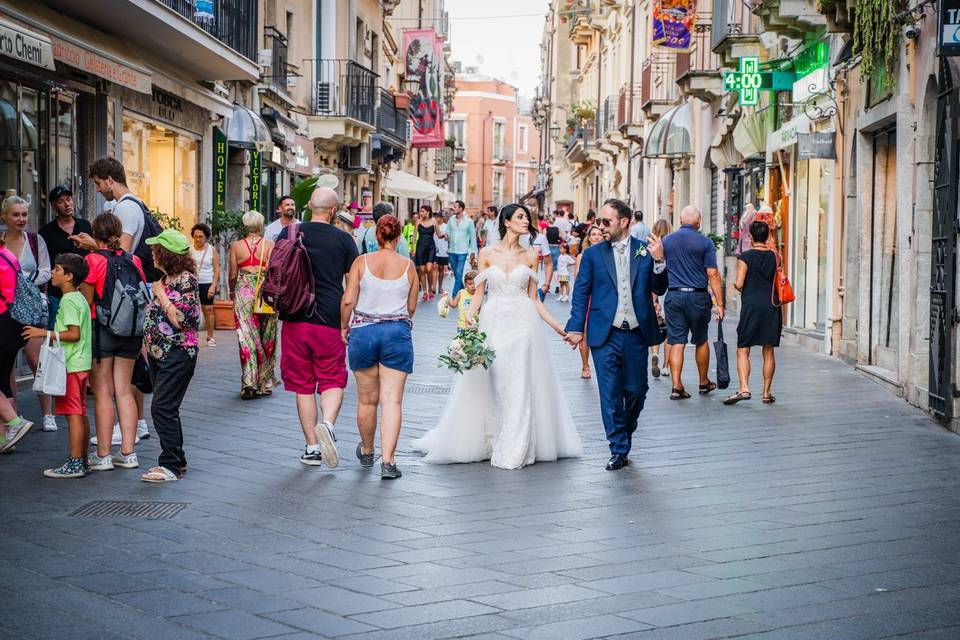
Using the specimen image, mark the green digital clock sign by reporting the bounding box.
[722,57,797,106]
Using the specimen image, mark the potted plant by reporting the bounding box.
[572,100,596,125]
[209,209,246,329]
[290,175,319,220]
[392,88,412,111]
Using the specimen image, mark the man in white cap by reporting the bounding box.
[276,187,358,468]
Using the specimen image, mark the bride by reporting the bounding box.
[412,203,582,469]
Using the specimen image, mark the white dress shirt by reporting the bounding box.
[611,237,666,330]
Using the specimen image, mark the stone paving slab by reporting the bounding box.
[3,296,960,639]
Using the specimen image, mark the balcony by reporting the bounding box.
[39,0,259,81]
[675,15,724,102]
[617,83,644,143]
[596,95,626,153]
[641,55,679,121]
[435,146,455,180]
[565,123,595,164]
[815,0,853,32]
[751,0,826,39]
[381,0,402,16]
[263,26,291,94]
[454,146,466,162]
[307,59,378,148]
[711,0,763,66]
[566,0,598,45]
[373,89,408,163]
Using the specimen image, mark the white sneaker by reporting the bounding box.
[87,452,115,471]
[136,420,150,441]
[315,421,339,469]
[111,452,139,469]
[42,415,58,432]
[1,418,33,452]
[90,423,121,446]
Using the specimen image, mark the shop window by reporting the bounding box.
[122,115,199,230]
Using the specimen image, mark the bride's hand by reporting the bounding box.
[465,315,477,329]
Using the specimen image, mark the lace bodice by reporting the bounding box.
[476,265,534,298]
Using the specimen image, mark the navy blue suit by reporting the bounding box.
[566,237,669,456]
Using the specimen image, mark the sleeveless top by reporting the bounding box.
[190,245,214,284]
[238,238,265,269]
[352,255,412,327]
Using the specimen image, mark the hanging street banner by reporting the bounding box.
[939,0,960,56]
[212,127,227,212]
[652,0,697,52]
[403,28,445,149]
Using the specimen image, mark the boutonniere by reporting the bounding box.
[636,246,647,258]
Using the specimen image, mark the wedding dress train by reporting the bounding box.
[412,265,582,469]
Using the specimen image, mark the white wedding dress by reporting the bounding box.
[412,265,582,469]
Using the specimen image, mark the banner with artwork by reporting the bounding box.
[403,28,445,149]
[652,0,697,52]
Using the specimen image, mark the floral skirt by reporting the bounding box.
[234,272,277,394]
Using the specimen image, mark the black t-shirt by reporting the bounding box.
[39,217,92,299]
[277,222,358,328]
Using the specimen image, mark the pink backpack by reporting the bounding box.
[261,223,316,316]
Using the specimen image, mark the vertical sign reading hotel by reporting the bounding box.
[213,128,227,212]
[248,150,261,212]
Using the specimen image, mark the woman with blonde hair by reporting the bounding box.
[1,196,54,431]
[573,224,603,379]
[229,211,277,399]
[649,218,672,379]
[0,229,33,452]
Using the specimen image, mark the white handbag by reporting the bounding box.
[33,331,67,397]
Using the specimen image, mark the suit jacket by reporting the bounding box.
[566,236,669,348]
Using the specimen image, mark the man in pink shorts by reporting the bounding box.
[277,187,359,468]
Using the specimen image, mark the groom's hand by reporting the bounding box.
[564,332,584,348]
[647,232,664,261]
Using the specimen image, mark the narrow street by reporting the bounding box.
[3,300,960,640]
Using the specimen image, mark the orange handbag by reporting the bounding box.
[772,252,795,307]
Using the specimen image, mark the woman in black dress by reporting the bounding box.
[724,221,782,405]
[414,204,438,301]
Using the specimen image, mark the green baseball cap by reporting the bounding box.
[145,228,190,254]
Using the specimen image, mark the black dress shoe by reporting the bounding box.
[605,454,628,470]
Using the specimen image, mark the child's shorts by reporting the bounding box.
[55,371,89,416]
[558,276,570,283]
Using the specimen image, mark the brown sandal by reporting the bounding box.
[723,391,752,405]
[762,395,776,404]
[699,380,718,395]
[670,387,691,400]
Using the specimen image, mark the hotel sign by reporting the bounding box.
[248,150,262,213]
[49,36,151,93]
[940,0,960,56]
[212,127,227,212]
[0,17,54,70]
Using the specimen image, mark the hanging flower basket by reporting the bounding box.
[393,92,411,110]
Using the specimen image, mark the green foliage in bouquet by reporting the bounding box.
[438,328,496,374]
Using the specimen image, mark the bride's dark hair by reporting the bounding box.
[498,203,537,241]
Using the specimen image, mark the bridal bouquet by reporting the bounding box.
[438,328,496,374]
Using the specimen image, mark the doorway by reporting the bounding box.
[868,126,899,373]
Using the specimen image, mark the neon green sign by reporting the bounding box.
[723,57,797,106]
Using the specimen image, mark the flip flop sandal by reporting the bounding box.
[762,395,776,404]
[723,391,752,405]
[699,380,718,395]
[670,387,691,400]
[140,466,179,483]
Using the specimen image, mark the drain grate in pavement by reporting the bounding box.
[406,383,452,394]
[70,500,188,520]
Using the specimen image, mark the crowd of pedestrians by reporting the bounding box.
[0,154,786,481]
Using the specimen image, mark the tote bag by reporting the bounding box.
[32,331,67,397]
[252,240,274,315]
[713,320,731,390]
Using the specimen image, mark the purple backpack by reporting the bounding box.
[261,223,315,316]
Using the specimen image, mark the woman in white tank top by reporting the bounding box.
[341,215,419,480]
[190,223,221,346]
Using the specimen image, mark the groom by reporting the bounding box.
[565,199,667,470]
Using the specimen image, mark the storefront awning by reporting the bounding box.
[0,16,55,70]
[733,108,774,159]
[643,102,692,159]
[226,104,273,152]
[382,169,445,200]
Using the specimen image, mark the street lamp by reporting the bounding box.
[403,75,421,96]
[550,125,561,140]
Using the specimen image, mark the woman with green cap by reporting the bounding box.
[140,228,201,483]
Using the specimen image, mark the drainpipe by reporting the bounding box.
[626,0,636,206]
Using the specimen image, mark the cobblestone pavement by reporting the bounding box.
[3,296,960,640]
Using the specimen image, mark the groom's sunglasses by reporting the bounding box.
[597,218,615,227]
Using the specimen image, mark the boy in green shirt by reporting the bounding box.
[23,253,91,478]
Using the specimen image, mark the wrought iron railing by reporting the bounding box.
[307,59,379,126]
[566,0,593,34]
[565,123,595,152]
[435,146,454,175]
[711,0,761,52]
[157,0,257,60]
[676,15,719,78]
[264,26,288,90]
[617,83,644,127]
[375,89,408,142]
[641,55,678,107]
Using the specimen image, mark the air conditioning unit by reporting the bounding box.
[405,119,413,141]
[342,143,371,171]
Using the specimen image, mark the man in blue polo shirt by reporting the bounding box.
[661,205,724,399]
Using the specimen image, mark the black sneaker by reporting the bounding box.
[356,444,375,467]
[380,462,402,480]
[300,448,323,466]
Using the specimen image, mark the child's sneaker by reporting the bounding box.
[136,419,150,441]
[42,415,58,432]
[44,457,87,479]
[112,452,139,469]
[90,423,121,447]
[87,452,115,471]
[0,417,33,452]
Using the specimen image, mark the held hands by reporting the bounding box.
[564,332,584,348]
[646,232,665,261]
[715,305,725,321]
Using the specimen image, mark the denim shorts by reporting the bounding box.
[348,321,414,373]
[664,291,712,346]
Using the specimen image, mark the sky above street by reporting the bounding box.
[446,0,547,98]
